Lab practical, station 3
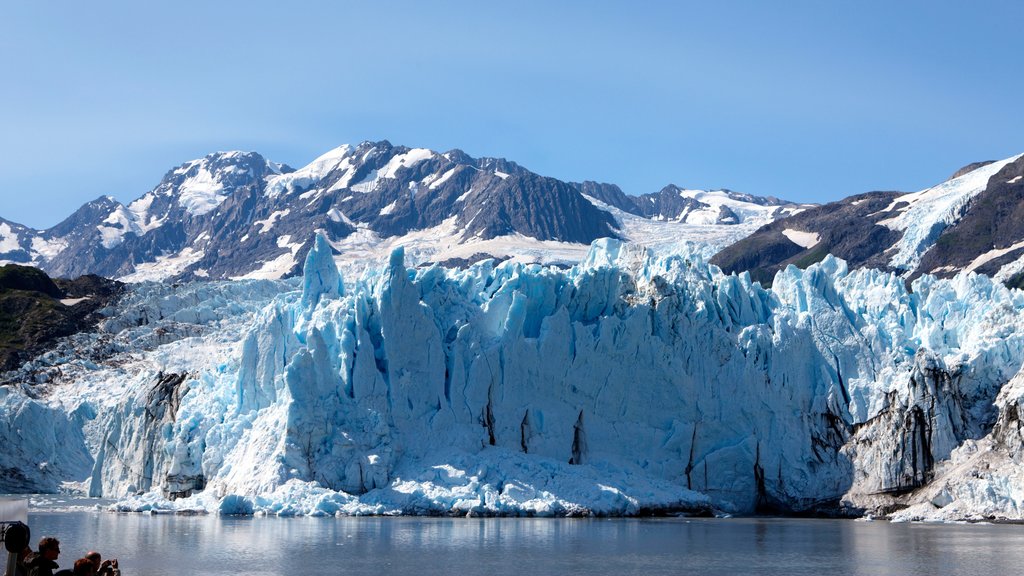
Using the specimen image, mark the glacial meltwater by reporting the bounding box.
[21,504,1024,575]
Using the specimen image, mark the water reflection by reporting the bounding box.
[25,512,1024,576]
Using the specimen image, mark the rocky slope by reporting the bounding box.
[0,265,123,373]
[0,142,802,282]
[713,154,1024,286]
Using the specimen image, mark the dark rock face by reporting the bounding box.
[915,156,1024,280]
[0,265,124,372]
[572,181,641,213]
[846,352,969,494]
[463,174,618,242]
[713,192,904,285]
[712,153,1024,284]
[634,185,707,220]
[572,181,796,223]
[332,142,617,244]
[1,142,638,280]
[950,161,995,180]
[714,156,1024,287]
[992,393,1024,459]
[2,140,806,281]
[427,253,508,269]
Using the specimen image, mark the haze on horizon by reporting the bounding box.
[2,0,1023,229]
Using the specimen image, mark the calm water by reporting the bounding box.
[23,510,1024,576]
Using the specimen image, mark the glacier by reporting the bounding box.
[2,235,1024,519]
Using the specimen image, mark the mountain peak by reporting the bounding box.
[2,140,813,282]
[157,150,281,216]
[949,160,995,181]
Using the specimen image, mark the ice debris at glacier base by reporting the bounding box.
[3,235,1024,519]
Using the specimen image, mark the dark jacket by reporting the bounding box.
[25,555,59,576]
[13,555,29,576]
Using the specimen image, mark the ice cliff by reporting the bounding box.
[3,236,1024,519]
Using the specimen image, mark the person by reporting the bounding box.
[25,537,60,576]
[83,552,119,576]
[71,559,94,576]
[13,546,33,576]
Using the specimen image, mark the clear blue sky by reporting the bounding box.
[2,1,1022,229]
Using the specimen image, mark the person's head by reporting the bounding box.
[38,537,60,560]
[73,558,93,576]
[85,551,101,570]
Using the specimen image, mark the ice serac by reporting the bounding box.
[4,237,1024,518]
[300,233,343,309]
[0,390,92,493]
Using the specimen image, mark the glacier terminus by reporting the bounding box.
[3,233,1024,522]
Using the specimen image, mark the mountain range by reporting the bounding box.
[0,141,803,281]
[3,143,1024,520]
[4,142,1023,290]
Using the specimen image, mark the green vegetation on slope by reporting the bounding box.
[0,264,123,373]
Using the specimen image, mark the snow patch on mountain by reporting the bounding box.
[254,210,291,234]
[964,239,1024,274]
[126,194,167,234]
[176,164,229,216]
[59,297,90,306]
[266,145,351,198]
[380,148,433,179]
[326,208,356,227]
[96,206,141,249]
[120,247,206,283]
[782,229,821,249]
[680,189,799,226]
[231,254,299,280]
[230,237,306,280]
[428,166,460,190]
[351,169,381,193]
[0,223,22,252]
[30,237,67,261]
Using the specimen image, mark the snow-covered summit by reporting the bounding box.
[0,141,802,282]
[668,187,802,226]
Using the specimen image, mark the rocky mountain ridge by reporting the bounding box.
[713,154,1024,287]
[0,142,801,282]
